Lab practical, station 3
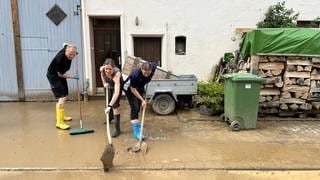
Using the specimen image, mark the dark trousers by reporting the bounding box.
[125,89,142,120]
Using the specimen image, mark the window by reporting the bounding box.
[175,36,186,55]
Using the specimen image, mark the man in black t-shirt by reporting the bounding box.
[47,44,79,130]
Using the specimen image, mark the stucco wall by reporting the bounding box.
[82,0,320,83]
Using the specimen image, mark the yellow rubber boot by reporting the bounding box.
[56,106,70,130]
[56,103,72,121]
[63,114,72,121]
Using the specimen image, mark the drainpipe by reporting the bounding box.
[79,0,89,101]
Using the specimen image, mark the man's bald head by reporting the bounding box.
[65,44,77,60]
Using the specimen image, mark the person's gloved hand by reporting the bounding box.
[104,105,112,114]
[73,74,79,80]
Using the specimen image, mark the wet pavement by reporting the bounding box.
[1,99,320,179]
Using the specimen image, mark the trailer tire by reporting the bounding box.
[152,94,176,115]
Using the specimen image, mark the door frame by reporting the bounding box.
[81,12,125,96]
[93,18,121,90]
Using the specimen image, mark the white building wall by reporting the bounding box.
[82,0,320,90]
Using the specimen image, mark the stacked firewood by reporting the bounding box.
[279,57,312,116]
[309,58,320,114]
[249,55,320,117]
[255,56,285,115]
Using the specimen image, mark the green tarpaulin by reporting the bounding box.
[240,28,320,60]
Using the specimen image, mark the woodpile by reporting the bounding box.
[309,57,320,116]
[251,56,285,115]
[249,55,320,117]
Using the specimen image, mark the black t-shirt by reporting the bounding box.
[47,47,71,78]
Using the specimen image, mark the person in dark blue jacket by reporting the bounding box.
[124,62,157,139]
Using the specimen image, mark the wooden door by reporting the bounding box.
[134,37,161,66]
[93,18,121,87]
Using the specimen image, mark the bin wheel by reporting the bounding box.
[152,94,176,115]
[220,114,226,122]
[230,121,240,131]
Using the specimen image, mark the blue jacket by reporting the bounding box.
[127,62,157,91]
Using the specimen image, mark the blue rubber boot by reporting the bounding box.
[132,122,145,140]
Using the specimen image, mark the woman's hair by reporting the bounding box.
[103,58,115,67]
[141,62,152,71]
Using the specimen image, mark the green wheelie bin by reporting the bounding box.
[222,73,265,131]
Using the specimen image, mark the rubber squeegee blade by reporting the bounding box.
[69,129,94,135]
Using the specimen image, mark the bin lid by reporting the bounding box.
[224,73,265,83]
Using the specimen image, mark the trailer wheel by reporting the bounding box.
[152,94,176,115]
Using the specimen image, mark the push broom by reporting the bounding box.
[100,85,115,171]
[70,55,94,135]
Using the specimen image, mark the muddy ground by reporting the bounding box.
[0,100,320,179]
